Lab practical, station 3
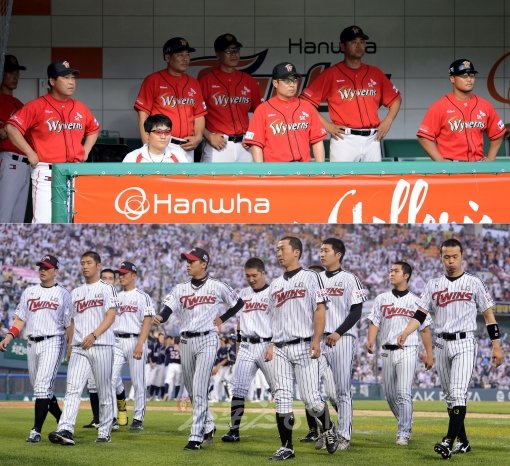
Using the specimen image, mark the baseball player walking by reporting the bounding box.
[367,261,433,445]
[163,336,182,400]
[0,254,70,443]
[0,55,29,223]
[244,63,327,162]
[199,33,262,162]
[155,247,244,450]
[301,26,401,162]
[417,59,505,161]
[5,60,100,223]
[110,261,154,430]
[222,258,275,442]
[49,251,119,445]
[135,37,207,162]
[398,238,503,459]
[267,236,338,461]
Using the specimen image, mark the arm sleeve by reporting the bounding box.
[220,298,245,323]
[335,302,363,336]
[159,305,173,323]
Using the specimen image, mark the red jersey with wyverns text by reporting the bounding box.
[244,96,327,162]
[134,70,207,139]
[0,93,24,153]
[301,62,400,128]
[199,68,262,135]
[7,94,100,163]
[417,93,505,161]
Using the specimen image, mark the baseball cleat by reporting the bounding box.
[300,430,319,442]
[184,440,202,450]
[26,429,41,443]
[95,435,111,443]
[129,419,144,431]
[111,419,119,431]
[452,441,471,454]
[434,440,452,459]
[221,429,240,442]
[203,426,216,445]
[83,420,99,429]
[314,434,326,450]
[396,436,409,446]
[269,446,295,461]
[324,424,340,454]
[337,436,350,451]
[48,429,75,446]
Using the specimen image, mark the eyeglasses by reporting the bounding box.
[224,48,240,55]
[278,78,299,85]
[149,129,172,136]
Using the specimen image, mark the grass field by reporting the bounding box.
[1,400,509,465]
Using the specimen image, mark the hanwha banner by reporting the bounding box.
[73,174,510,224]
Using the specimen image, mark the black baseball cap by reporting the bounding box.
[116,261,137,274]
[36,254,59,270]
[214,33,243,51]
[340,25,369,43]
[47,60,80,79]
[163,37,196,55]
[272,62,300,80]
[180,247,210,264]
[4,54,26,72]
[449,59,478,76]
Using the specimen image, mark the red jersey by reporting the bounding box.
[7,94,100,163]
[301,62,400,128]
[199,68,262,135]
[0,93,24,153]
[417,93,505,161]
[244,96,327,162]
[134,70,207,139]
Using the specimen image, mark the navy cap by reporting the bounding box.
[180,247,210,264]
[4,55,26,72]
[163,37,196,55]
[340,25,369,43]
[47,60,80,79]
[272,62,300,80]
[449,59,478,76]
[214,33,243,51]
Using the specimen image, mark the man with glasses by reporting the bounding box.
[244,63,326,162]
[122,114,188,163]
[199,33,262,162]
[417,59,505,162]
[135,37,207,163]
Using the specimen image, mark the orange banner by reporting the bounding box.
[73,174,508,223]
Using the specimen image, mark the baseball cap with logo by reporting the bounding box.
[340,25,369,43]
[163,37,196,55]
[449,59,478,76]
[47,60,80,79]
[116,261,138,274]
[214,33,243,51]
[36,254,59,269]
[4,55,26,72]
[272,62,300,80]
[180,247,210,264]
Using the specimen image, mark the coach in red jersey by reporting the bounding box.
[135,37,207,163]
[6,60,100,223]
[244,63,326,162]
[199,33,262,163]
[417,59,505,162]
[301,26,401,162]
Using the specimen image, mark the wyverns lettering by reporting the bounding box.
[338,88,377,100]
[269,120,309,135]
[448,119,486,131]
[46,120,83,132]
[160,95,195,107]
[212,94,251,106]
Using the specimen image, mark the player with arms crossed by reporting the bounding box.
[0,254,70,443]
[301,26,401,162]
[154,247,244,450]
[397,239,503,459]
[367,261,433,446]
[266,236,338,461]
[49,251,119,445]
[221,257,275,442]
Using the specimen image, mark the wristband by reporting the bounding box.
[8,326,20,339]
[487,323,500,341]
[412,309,427,324]
[236,331,241,343]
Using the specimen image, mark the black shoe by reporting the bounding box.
[95,435,111,443]
[184,441,202,450]
[452,440,471,454]
[221,429,240,442]
[434,440,452,459]
[83,420,99,429]
[269,447,295,461]
[203,426,216,445]
[300,430,319,442]
[48,429,75,446]
[129,419,144,431]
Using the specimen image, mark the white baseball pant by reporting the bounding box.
[201,140,253,163]
[27,335,65,398]
[329,132,381,162]
[31,163,53,224]
[0,151,31,222]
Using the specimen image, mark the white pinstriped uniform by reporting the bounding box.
[417,272,494,408]
[269,268,327,415]
[15,284,71,398]
[232,285,275,398]
[58,280,119,438]
[320,269,368,440]
[163,276,241,442]
[368,290,432,438]
[111,288,155,422]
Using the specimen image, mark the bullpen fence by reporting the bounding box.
[51,162,510,224]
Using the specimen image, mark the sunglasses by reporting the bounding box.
[150,129,172,136]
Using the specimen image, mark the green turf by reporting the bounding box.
[1,400,509,465]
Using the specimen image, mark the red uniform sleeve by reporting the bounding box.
[244,103,266,149]
[417,99,442,141]
[306,101,328,144]
[485,105,506,140]
[134,73,155,114]
[248,75,263,112]
[300,69,329,108]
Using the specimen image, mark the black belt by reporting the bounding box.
[382,344,401,351]
[438,332,467,341]
[227,134,244,143]
[11,154,29,164]
[115,333,140,338]
[241,336,272,344]
[181,331,210,338]
[171,137,187,145]
[28,335,58,342]
[274,337,312,348]
[342,128,377,137]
